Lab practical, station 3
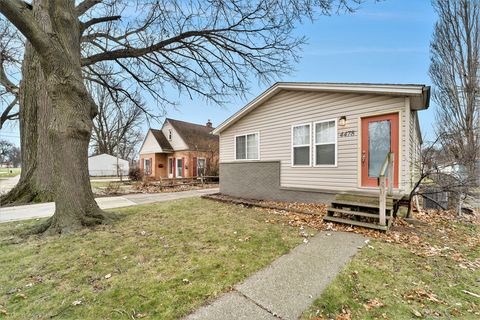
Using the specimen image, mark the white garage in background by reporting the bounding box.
[88,153,129,176]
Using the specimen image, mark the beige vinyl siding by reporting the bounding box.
[408,110,422,192]
[220,90,412,192]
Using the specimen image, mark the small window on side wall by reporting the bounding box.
[292,124,311,166]
[315,120,337,166]
[144,158,152,175]
[235,133,259,160]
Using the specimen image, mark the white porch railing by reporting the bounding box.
[378,152,394,226]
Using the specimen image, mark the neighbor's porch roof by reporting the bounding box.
[213,82,430,134]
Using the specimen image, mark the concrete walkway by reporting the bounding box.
[0,175,20,194]
[186,231,366,320]
[0,188,218,223]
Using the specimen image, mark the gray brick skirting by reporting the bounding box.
[219,161,334,204]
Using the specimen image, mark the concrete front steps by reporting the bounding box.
[323,193,401,231]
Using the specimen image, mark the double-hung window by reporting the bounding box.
[144,158,151,175]
[235,133,259,160]
[292,124,311,166]
[197,158,206,176]
[315,120,337,166]
[176,158,183,178]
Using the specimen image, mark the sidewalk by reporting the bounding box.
[0,175,20,194]
[0,188,218,223]
[186,231,367,320]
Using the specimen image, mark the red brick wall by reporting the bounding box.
[139,150,218,180]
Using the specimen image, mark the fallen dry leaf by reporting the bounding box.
[135,312,147,318]
[335,308,352,320]
[462,290,480,298]
[363,298,384,311]
[404,288,445,304]
[411,308,422,317]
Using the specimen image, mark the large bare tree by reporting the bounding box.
[0,20,21,128]
[429,0,480,182]
[0,0,360,234]
[89,79,145,160]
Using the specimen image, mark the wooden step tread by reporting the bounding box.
[331,201,393,210]
[336,194,395,202]
[327,208,392,219]
[337,191,402,199]
[323,216,388,231]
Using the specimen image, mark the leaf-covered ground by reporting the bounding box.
[0,198,310,319]
[294,210,480,319]
[223,197,479,319]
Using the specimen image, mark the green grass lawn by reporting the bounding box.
[0,168,20,179]
[0,198,311,319]
[302,221,480,319]
[90,180,119,189]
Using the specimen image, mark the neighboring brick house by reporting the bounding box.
[139,118,219,179]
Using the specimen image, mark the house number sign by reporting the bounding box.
[339,130,356,138]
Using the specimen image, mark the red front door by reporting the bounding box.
[361,113,399,188]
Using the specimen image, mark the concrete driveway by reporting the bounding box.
[0,188,218,223]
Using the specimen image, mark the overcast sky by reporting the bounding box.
[0,0,438,146]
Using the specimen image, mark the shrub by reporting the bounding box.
[129,167,144,181]
[105,182,121,195]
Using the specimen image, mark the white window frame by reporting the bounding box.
[176,158,183,178]
[234,132,260,161]
[291,123,312,167]
[144,158,152,175]
[167,157,174,178]
[313,119,338,167]
[168,129,172,140]
[197,157,206,176]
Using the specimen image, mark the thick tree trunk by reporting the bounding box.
[3,0,109,234]
[39,0,108,234]
[0,3,55,206]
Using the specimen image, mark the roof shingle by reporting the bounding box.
[150,129,173,151]
[166,118,218,151]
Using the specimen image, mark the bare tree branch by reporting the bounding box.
[76,0,103,16]
[0,0,50,55]
[81,15,121,33]
[430,0,480,180]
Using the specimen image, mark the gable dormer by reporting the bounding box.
[161,119,189,150]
